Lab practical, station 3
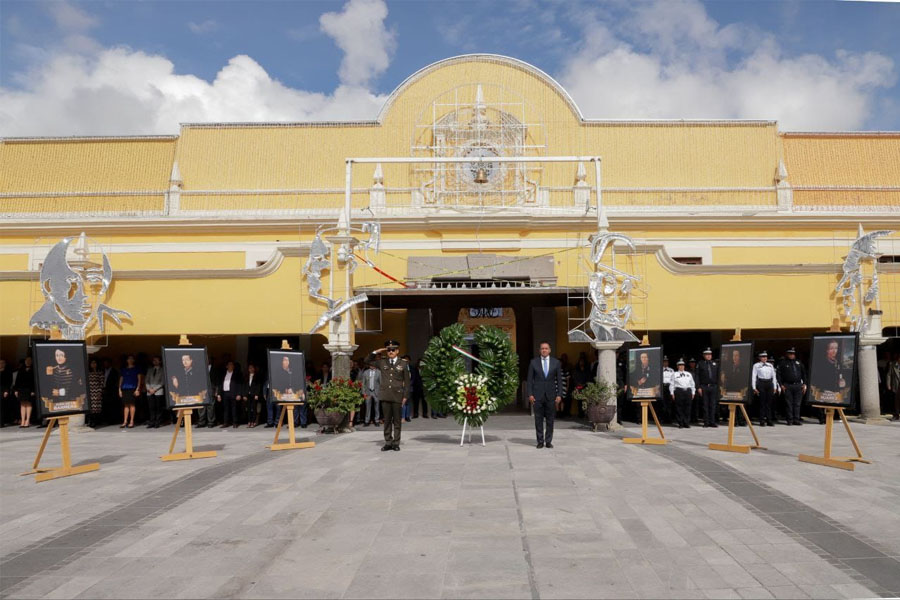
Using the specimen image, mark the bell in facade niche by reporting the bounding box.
[474,166,489,184]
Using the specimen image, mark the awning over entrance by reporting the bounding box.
[355,286,586,309]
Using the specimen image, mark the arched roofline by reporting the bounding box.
[375,54,584,123]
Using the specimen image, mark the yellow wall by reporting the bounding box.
[2,56,898,341]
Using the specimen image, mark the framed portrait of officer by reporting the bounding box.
[627,346,662,399]
[267,349,306,403]
[33,340,89,417]
[808,333,858,407]
[162,346,212,409]
[718,342,753,403]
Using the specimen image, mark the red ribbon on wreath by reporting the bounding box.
[464,386,480,411]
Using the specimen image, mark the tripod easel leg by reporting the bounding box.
[268,404,314,451]
[709,403,763,453]
[20,418,56,475]
[624,401,667,445]
[799,405,867,470]
[30,417,100,482]
[162,409,216,461]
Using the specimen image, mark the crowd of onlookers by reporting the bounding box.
[0,352,446,431]
[3,346,897,430]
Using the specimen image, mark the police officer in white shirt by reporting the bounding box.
[752,351,779,427]
[669,359,696,429]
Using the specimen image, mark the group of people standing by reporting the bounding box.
[651,347,842,428]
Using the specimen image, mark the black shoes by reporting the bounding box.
[393,446,400,451]
[536,442,544,449]
[382,444,392,451]
[546,443,554,449]
[265,423,274,428]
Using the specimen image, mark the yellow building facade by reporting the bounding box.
[1,55,899,411]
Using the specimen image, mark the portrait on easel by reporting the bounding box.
[33,340,89,417]
[719,342,753,403]
[267,349,306,403]
[809,333,858,407]
[162,346,212,409]
[627,346,662,400]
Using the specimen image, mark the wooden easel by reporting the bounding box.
[798,405,870,471]
[709,402,766,454]
[161,408,217,461]
[20,416,100,483]
[268,403,315,451]
[624,400,667,445]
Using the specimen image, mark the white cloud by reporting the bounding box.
[47,1,98,32]
[319,0,396,87]
[0,2,393,136]
[0,50,387,136]
[187,19,219,34]
[560,0,896,130]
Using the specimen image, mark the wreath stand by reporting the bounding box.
[161,409,217,462]
[268,403,316,451]
[623,399,667,445]
[709,402,766,454]
[798,405,870,471]
[460,417,485,446]
[20,416,100,483]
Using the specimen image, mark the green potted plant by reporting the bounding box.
[306,377,363,429]
[573,378,617,431]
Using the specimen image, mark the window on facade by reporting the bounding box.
[878,255,899,264]
[672,257,703,265]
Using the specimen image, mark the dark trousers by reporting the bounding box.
[221,391,238,425]
[756,380,775,424]
[383,401,402,446]
[783,384,803,423]
[293,403,308,427]
[701,384,718,425]
[411,394,426,418]
[533,396,555,444]
[674,388,692,426]
[147,394,164,426]
[659,388,673,424]
[893,388,900,419]
[246,395,263,424]
[197,403,215,426]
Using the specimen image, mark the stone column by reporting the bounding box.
[592,340,623,431]
[324,343,358,381]
[857,310,888,424]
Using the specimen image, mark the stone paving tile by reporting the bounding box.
[2,419,898,598]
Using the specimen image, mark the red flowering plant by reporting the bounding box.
[306,377,364,413]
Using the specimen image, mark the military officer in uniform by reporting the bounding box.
[752,351,779,426]
[366,340,410,451]
[696,348,719,428]
[777,348,807,425]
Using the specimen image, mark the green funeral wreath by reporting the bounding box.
[420,323,518,425]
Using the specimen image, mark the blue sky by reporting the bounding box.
[1,0,898,135]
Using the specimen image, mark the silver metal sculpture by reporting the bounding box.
[836,225,893,332]
[30,233,132,340]
[569,232,640,343]
[303,221,380,334]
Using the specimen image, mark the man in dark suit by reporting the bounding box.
[526,341,563,449]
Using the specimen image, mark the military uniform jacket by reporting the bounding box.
[365,354,410,403]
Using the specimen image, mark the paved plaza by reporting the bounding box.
[1,415,899,599]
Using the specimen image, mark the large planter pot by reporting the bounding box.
[314,408,345,429]
[586,402,617,431]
